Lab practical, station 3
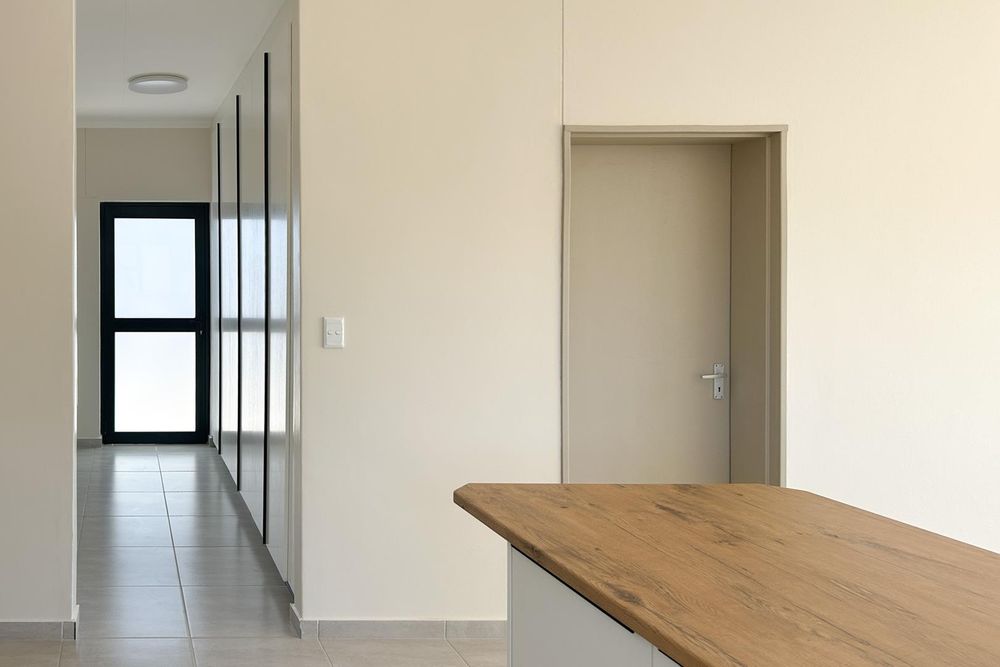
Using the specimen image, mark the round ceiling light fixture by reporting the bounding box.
[128,73,188,95]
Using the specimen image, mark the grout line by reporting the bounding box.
[159,446,195,640]
[446,638,474,667]
[316,636,336,666]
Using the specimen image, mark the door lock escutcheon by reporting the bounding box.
[701,363,727,400]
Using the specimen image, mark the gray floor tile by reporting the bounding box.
[320,621,444,640]
[59,639,194,666]
[175,547,281,586]
[319,640,467,667]
[84,493,166,516]
[157,452,222,472]
[192,638,331,666]
[184,587,293,638]
[0,640,61,667]
[78,548,178,587]
[161,471,234,492]
[156,445,216,453]
[164,493,244,516]
[96,456,160,472]
[448,639,506,667]
[80,516,173,548]
[169,515,259,547]
[102,445,158,454]
[87,472,163,493]
[77,587,188,638]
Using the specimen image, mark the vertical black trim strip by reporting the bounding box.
[216,122,224,457]
[99,204,115,441]
[262,52,271,545]
[195,204,211,444]
[235,94,243,489]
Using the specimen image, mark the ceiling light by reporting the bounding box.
[128,74,188,95]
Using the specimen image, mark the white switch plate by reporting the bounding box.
[323,316,345,348]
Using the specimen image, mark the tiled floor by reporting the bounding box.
[76,445,291,642]
[0,638,505,666]
[0,444,509,666]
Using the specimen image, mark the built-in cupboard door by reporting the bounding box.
[264,35,292,578]
[219,100,240,479]
[212,23,292,566]
[239,64,267,533]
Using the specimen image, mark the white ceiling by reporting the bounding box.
[76,0,287,127]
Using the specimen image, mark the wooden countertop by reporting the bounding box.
[454,483,1000,666]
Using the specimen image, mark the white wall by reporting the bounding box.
[0,0,76,622]
[293,0,1000,621]
[297,0,563,619]
[76,128,212,440]
[563,0,1000,553]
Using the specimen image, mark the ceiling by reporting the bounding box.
[76,0,287,127]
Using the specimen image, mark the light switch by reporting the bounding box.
[323,317,345,349]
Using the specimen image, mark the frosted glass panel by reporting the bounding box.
[115,332,196,432]
[115,218,196,318]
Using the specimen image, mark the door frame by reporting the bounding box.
[561,125,787,485]
[99,201,211,444]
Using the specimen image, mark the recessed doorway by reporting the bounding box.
[562,126,785,485]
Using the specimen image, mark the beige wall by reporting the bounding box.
[297,0,563,619]
[0,0,76,621]
[76,128,212,439]
[564,0,1000,553]
[292,0,1000,621]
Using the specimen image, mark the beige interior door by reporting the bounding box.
[565,143,731,483]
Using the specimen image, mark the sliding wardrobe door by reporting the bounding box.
[219,99,240,479]
[240,71,267,532]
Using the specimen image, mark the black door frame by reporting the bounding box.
[100,201,211,444]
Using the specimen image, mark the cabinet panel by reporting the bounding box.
[509,546,653,667]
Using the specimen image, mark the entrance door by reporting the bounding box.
[100,202,210,444]
[564,144,731,483]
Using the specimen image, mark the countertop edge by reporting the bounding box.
[453,483,707,667]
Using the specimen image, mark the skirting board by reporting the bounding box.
[0,607,78,640]
[288,604,505,640]
[77,437,102,449]
[316,620,506,640]
[289,604,317,639]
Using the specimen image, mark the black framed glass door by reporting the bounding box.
[100,202,210,444]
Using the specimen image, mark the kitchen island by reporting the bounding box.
[454,484,1000,666]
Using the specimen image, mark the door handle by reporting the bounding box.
[701,363,726,400]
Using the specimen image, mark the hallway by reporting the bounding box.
[76,444,290,641]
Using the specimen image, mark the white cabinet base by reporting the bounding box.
[508,546,681,666]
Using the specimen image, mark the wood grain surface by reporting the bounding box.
[454,484,1000,666]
